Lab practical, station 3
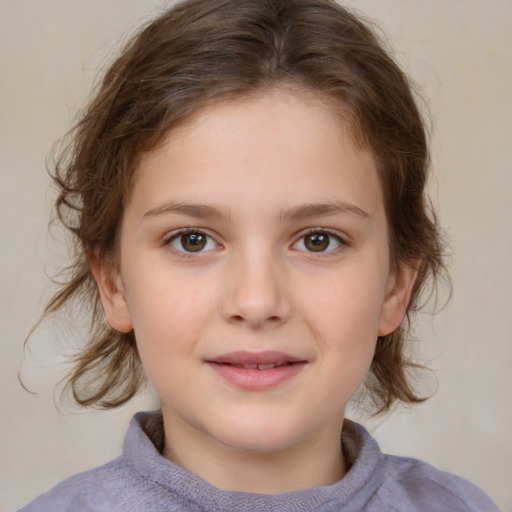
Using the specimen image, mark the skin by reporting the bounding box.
[92,88,417,494]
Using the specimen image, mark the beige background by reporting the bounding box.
[1,1,511,510]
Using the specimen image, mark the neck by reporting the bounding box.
[161,411,346,494]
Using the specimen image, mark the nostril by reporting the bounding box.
[229,314,282,324]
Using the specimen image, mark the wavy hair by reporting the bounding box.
[42,0,447,412]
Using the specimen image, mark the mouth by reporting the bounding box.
[205,351,307,390]
[217,361,296,370]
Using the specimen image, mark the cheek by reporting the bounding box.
[300,268,386,340]
[125,261,214,326]
[295,262,386,381]
[123,271,217,368]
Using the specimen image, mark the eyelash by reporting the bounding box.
[164,229,220,258]
[292,228,348,255]
[163,228,348,257]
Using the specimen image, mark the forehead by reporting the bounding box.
[136,86,366,172]
[128,88,383,222]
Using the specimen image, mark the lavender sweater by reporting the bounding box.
[20,411,500,511]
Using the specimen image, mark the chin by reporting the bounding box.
[211,417,310,455]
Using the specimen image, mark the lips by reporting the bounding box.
[208,350,303,365]
[206,351,307,390]
[226,362,290,370]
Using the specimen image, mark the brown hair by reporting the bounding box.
[44,0,447,412]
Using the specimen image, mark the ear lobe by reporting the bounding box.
[378,261,419,337]
[88,252,133,333]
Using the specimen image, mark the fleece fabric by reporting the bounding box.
[19,411,501,511]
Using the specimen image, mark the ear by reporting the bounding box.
[88,251,133,333]
[378,261,419,337]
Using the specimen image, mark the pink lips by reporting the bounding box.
[206,351,307,390]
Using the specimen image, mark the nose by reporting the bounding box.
[220,248,292,329]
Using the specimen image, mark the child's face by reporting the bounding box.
[96,89,415,458]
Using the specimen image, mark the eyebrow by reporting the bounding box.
[143,202,227,219]
[280,201,369,221]
[143,200,369,221]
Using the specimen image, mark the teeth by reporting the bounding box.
[228,362,289,370]
[257,363,276,370]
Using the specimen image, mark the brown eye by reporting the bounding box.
[293,231,343,253]
[181,233,206,252]
[169,231,217,253]
[304,233,330,252]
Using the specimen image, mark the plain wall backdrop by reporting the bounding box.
[1,1,511,510]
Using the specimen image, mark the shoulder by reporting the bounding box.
[17,411,193,512]
[341,420,501,512]
[375,454,501,512]
[17,457,134,512]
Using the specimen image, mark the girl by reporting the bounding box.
[19,0,501,510]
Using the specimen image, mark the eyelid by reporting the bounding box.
[161,227,349,257]
[164,228,221,255]
[291,227,349,254]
